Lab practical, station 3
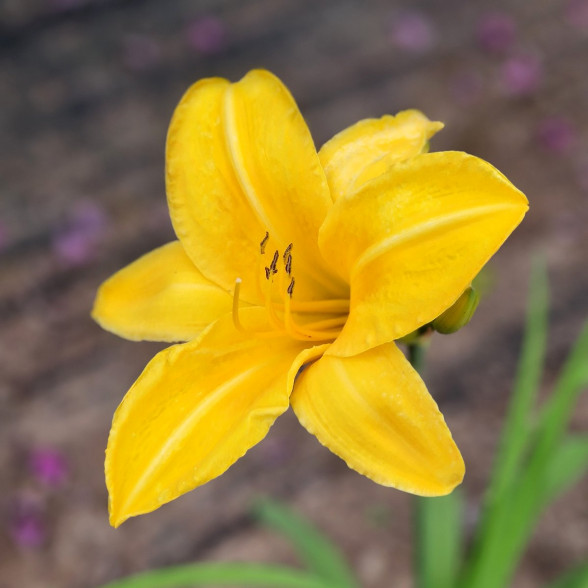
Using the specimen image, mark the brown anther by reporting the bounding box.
[264,267,271,280]
[269,250,279,274]
[260,232,269,254]
[283,243,292,263]
[285,254,292,275]
[287,277,295,297]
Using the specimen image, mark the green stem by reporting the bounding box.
[408,342,463,588]
[96,563,333,588]
[409,342,428,588]
[408,342,427,376]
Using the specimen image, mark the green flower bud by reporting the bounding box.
[432,287,480,335]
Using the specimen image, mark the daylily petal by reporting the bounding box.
[166,69,347,304]
[106,312,308,526]
[319,110,443,201]
[287,342,331,392]
[320,151,529,357]
[291,341,464,495]
[92,241,235,342]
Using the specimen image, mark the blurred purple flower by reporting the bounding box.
[476,12,516,54]
[536,116,577,154]
[10,497,45,549]
[52,200,108,266]
[122,34,162,71]
[451,71,483,106]
[185,16,228,55]
[10,514,45,549]
[54,231,93,265]
[565,0,588,29]
[500,54,542,96]
[389,11,435,53]
[30,448,69,487]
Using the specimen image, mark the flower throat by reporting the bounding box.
[232,232,349,342]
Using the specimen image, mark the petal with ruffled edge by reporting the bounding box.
[319,110,443,202]
[166,70,346,305]
[291,341,464,495]
[92,241,236,342]
[106,311,309,527]
[319,151,529,357]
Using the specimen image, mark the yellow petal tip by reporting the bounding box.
[108,510,125,529]
[417,454,465,497]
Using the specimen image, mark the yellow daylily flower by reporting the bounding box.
[92,69,528,527]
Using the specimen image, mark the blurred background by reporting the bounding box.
[1,1,587,587]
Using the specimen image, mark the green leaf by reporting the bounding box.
[409,344,464,588]
[457,260,549,588]
[415,490,463,588]
[252,499,358,588]
[480,342,588,588]
[539,434,588,510]
[545,564,588,588]
[488,258,549,502]
[490,322,588,581]
[459,275,588,588]
[95,563,334,588]
[534,321,588,463]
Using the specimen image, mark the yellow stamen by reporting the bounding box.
[232,234,349,343]
[282,299,350,314]
[232,278,245,332]
[283,292,344,342]
[303,316,348,331]
[232,278,288,339]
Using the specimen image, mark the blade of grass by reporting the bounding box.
[461,313,588,588]
[533,321,588,463]
[415,491,463,588]
[477,413,588,586]
[458,260,549,588]
[253,499,358,588]
[408,343,463,588]
[488,258,549,502]
[486,324,588,584]
[538,434,588,510]
[96,563,334,588]
[494,322,588,575]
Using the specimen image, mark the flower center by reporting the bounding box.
[232,232,349,342]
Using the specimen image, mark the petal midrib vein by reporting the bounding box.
[333,359,437,474]
[222,85,344,297]
[352,202,522,279]
[118,358,280,514]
